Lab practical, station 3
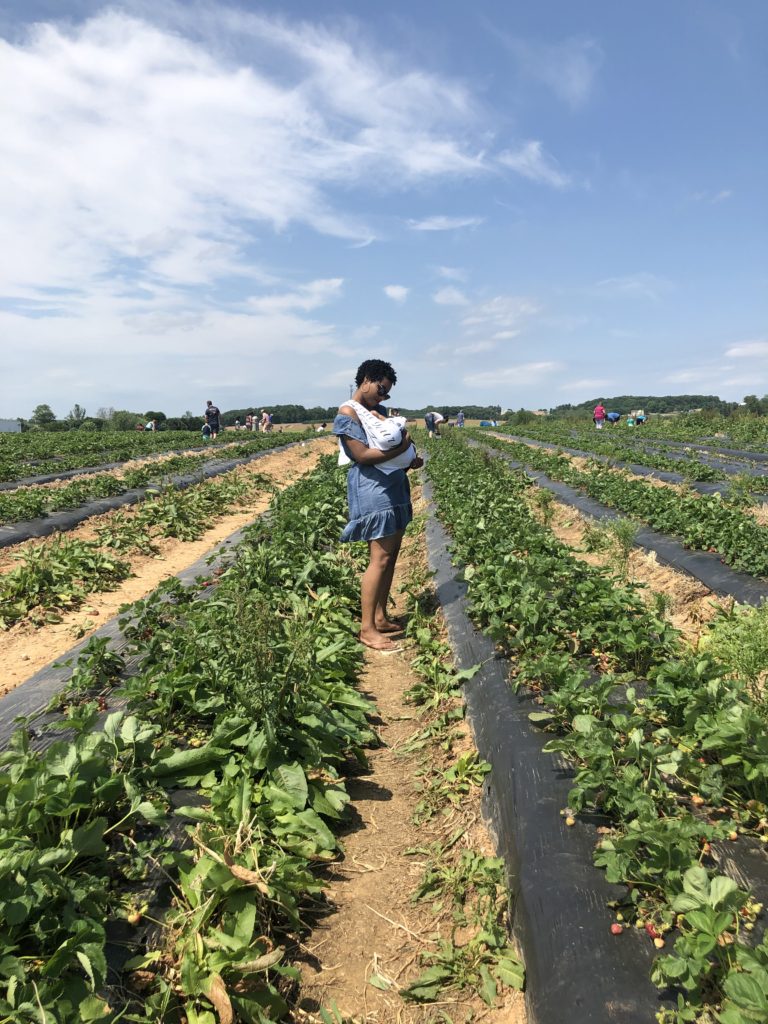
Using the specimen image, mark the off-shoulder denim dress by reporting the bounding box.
[333,413,413,542]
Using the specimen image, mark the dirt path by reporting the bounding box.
[295,486,526,1024]
[1,438,334,695]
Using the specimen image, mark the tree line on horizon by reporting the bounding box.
[15,402,506,432]
[12,394,768,433]
[548,394,757,417]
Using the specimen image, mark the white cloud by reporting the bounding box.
[248,278,343,313]
[351,324,381,341]
[433,286,469,306]
[462,295,540,333]
[0,7,501,410]
[436,265,467,281]
[725,340,768,359]
[594,273,672,301]
[463,361,561,387]
[319,367,357,387]
[384,284,409,303]
[493,330,520,340]
[408,215,484,231]
[498,141,570,189]
[690,189,733,204]
[499,34,603,108]
[559,378,614,392]
[455,340,495,355]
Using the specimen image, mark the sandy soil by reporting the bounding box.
[295,483,526,1024]
[530,498,729,647]
[1,438,334,695]
[497,434,768,530]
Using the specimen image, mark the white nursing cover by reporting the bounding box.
[338,400,416,474]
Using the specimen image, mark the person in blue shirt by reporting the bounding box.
[606,411,621,425]
[333,359,422,652]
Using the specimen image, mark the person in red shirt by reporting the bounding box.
[593,401,607,429]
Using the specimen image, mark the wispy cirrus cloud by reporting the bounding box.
[1,8,491,299]
[433,286,469,306]
[462,295,540,333]
[248,278,344,314]
[408,215,484,231]
[463,361,561,387]
[689,189,733,204]
[559,378,615,393]
[725,340,768,359]
[498,141,570,189]
[383,284,409,303]
[493,31,603,108]
[593,273,672,301]
[436,266,468,281]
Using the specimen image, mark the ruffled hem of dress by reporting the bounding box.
[340,502,413,542]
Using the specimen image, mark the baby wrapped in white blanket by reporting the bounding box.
[339,400,417,474]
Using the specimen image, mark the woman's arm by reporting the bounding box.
[338,404,413,466]
[342,433,413,466]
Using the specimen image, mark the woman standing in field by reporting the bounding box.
[334,359,422,652]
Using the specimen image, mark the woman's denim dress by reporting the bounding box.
[333,413,413,542]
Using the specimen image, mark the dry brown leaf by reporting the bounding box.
[227,863,271,894]
[240,947,285,973]
[205,972,233,1024]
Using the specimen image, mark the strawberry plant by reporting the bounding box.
[425,432,768,1023]
[475,432,768,578]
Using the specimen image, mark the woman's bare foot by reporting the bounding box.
[374,618,403,634]
[359,629,402,652]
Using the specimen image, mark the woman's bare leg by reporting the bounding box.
[360,532,404,650]
[374,532,403,631]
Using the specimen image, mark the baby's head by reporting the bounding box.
[377,416,406,450]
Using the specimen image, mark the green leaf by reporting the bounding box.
[495,954,525,991]
[71,818,108,857]
[709,875,739,909]
[273,762,308,810]
[681,865,710,904]
[723,972,768,1013]
[572,714,598,734]
[78,994,112,1021]
[478,963,498,1006]
[153,745,230,777]
[369,973,392,990]
[77,951,96,990]
[402,964,453,1002]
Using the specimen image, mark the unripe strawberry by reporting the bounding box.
[653,937,665,949]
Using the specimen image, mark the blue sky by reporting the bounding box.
[1,0,766,416]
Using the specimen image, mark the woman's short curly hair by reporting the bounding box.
[355,359,397,387]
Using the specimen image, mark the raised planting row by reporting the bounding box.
[426,433,768,1024]
[0,431,312,528]
[0,430,310,486]
[0,465,272,630]
[619,416,768,452]
[497,425,729,483]
[0,455,379,1024]
[0,454,212,525]
[471,432,768,580]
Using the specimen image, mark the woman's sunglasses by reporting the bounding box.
[375,383,390,398]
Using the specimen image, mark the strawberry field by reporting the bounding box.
[1,423,767,1024]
